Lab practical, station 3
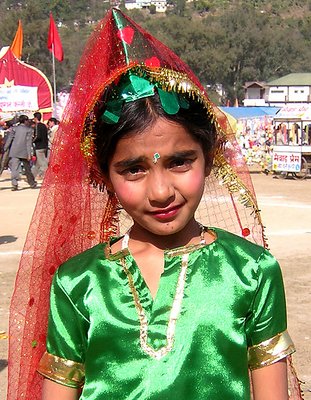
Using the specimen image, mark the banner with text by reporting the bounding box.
[0,85,38,112]
[273,151,301,172]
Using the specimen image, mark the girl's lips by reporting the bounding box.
[150,205,182,220]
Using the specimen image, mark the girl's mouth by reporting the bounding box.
[150,205,182,220]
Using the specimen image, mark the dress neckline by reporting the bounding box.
[106,226,218,261]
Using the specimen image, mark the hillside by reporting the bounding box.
[1,0,311,103]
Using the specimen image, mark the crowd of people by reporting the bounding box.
[0,112,59,191]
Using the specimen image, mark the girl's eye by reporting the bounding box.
[128,166,143,174]
[122,166,146,180]
[170,158,194,171]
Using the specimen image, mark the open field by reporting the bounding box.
[0,170,310,399]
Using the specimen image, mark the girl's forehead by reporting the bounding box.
[113,119,201,157]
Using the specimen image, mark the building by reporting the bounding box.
[267,73,311,106]
[243,81,267,106]
[124,0,167,12]
[243,73,311,107]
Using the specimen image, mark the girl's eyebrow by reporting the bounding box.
[113,156,147,168]
[113,150,198,168]
[166,150,198,159]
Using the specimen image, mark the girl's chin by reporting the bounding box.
[133,219,193,238]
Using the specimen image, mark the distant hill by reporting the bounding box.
[1,0,311,104]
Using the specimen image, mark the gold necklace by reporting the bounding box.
[120,225,205,359]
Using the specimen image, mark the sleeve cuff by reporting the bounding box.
[37,351,85,388]
[248,330,295,370]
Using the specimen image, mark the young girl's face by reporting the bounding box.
[107,117,209,239]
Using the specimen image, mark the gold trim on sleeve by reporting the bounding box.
[248,330,295,370]
[37,351,85,388]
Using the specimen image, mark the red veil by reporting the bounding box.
[7,8,302,399]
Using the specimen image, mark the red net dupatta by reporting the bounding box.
[7,8,302,400]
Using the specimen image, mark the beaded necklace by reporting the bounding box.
[120,225,206,359]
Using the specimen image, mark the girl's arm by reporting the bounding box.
[42,378,80,400]
[251,359,288,400]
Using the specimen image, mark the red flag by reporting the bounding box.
[47,12,64,62]
[10,20,23,59]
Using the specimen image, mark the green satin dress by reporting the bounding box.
[38,227,295,399]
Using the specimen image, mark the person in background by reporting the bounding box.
[274,125,285,145]
[3,114,37,190]
[47,117,58,161]
[0,119,14,175]
[306,124,311,145]
[32,111,48,180]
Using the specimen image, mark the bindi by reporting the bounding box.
[152,152,161,164]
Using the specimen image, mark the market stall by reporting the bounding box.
[221,106,280,167]
[272,104,311,178]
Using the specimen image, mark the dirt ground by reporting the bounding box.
[0,169,310,399]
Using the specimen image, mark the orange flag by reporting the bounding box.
[47,13,64,62]
[10,20,23,59]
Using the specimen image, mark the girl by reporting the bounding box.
[7,8,301,400]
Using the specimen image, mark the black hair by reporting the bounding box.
[48,117,58,124]
[33,112,42,121]
[18,115,29,124]
[6,119,14,128]
[94,92,217,175]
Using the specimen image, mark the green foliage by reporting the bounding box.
[1,0,311,104]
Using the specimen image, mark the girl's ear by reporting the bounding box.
[102,174,114,193]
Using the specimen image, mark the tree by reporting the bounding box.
[1,0,311,104]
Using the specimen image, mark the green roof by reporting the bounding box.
[267,73,311,86]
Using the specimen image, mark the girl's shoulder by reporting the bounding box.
[211,227,266,252]
[211,228,281,280]
[210,227,278,271]
[56,238,122,279]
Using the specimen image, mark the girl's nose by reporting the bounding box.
[147,170,175,205]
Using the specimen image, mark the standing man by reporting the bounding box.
[32,111,48,180]
[4,115,37,191]
[47,117,58,161]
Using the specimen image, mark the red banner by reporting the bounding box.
[47,13,64,62]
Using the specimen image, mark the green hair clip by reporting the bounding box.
[101,72,190,124]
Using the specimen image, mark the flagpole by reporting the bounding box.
[51,43,57,106]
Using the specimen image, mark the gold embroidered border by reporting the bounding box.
[165,228,217,257]
[107,247,130,261]
[248,330,295,370]
[121,252,189,359]
[164,242,206,258]
[37,351,85,388]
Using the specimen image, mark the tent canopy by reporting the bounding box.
[221,106,280,120]
[0,47,52,120]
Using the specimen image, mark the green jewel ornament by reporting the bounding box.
[101,71,190,124]
[153,152,161,164]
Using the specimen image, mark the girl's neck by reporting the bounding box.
[129,219,203,252]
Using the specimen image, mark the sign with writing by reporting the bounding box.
[0,85,38,111]
[273,151,301,172]
[274,103,311,121]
